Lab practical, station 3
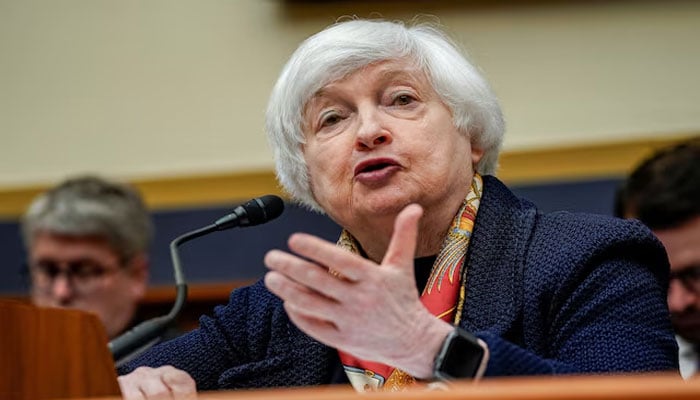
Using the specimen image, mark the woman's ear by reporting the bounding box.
[470,144,485,167]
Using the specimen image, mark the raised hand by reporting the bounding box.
[264,203,452,379]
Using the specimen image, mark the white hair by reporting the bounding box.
[266,19,505,212]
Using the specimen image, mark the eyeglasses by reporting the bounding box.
[669,265,700,294]
[28,259,122,294]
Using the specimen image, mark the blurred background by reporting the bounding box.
[1,0,698,327]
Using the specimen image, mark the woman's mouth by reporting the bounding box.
[354,158,401,184]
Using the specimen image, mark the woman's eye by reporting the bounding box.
[393,94,415,106]
[320,112,341,128]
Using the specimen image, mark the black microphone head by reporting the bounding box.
[215,194,285,230]
[242,194,285,226]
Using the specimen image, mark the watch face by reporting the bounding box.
[435,329,487,380]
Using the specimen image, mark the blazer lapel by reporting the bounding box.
[459,175,536,339]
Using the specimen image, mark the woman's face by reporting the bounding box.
[302,59,483,230]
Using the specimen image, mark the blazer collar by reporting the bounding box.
[459,175,537,336]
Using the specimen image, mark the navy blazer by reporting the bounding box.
[120,176,679,390]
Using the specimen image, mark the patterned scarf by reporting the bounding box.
[336,174,483,392]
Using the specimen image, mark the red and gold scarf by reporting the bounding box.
[336,174,483,392]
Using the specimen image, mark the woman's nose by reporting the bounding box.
[355,108,392,150]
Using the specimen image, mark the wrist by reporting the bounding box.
[391,316,453,379]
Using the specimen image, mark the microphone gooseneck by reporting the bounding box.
[108,194,285,363]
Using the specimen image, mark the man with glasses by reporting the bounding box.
[616,138,700,378]
[21,175,153,340]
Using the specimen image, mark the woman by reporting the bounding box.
[118,19,677,398]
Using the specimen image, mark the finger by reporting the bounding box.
[382,203,423,269]
[264,271,339,321]
[264,249,350,301]
[287,233,370,281]
[287,307,391,363]
[160,367,197,400]
[118,375,146,400]
[285,306,340,347]
[130,367,173,400]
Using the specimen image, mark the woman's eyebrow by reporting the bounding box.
[376,68,422,85]
[305,93,336,116]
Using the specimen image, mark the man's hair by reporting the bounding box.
[21,175,153,261]
[615,137,700,230]
[265,18,505,212]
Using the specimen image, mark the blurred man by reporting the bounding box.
[616,138,700,378]
[21,175,152,339]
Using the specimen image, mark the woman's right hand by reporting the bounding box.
[118,366,197,400]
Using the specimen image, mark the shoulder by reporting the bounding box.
[479,175,669,286]
[527,207,670,291]
[534,209,660,252]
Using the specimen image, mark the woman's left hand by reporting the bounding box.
[264,204,452,379]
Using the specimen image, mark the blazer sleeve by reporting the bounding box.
[477,220,679,376]
[117,281,267,391]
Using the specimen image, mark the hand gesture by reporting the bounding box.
[264,204,452,379]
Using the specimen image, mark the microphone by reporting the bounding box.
[108,194,285,363]
[214,194,285,230]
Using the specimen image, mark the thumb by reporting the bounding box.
[382,203,423,270]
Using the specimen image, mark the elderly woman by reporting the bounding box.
[117,19,677,398]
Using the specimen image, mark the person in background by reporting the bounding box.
[21,175,152,340]
[117,19,677,398]
[616,138,700,379]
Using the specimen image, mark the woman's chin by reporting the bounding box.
[353,196,410,219]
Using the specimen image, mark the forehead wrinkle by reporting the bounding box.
[375,65,425,86]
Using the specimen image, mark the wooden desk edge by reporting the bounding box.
[80,373,699,400]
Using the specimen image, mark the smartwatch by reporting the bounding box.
[433,328,489,381]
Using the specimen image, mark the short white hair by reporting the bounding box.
[266,19,505,212]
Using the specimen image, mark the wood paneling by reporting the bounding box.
[0,300,120,400]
